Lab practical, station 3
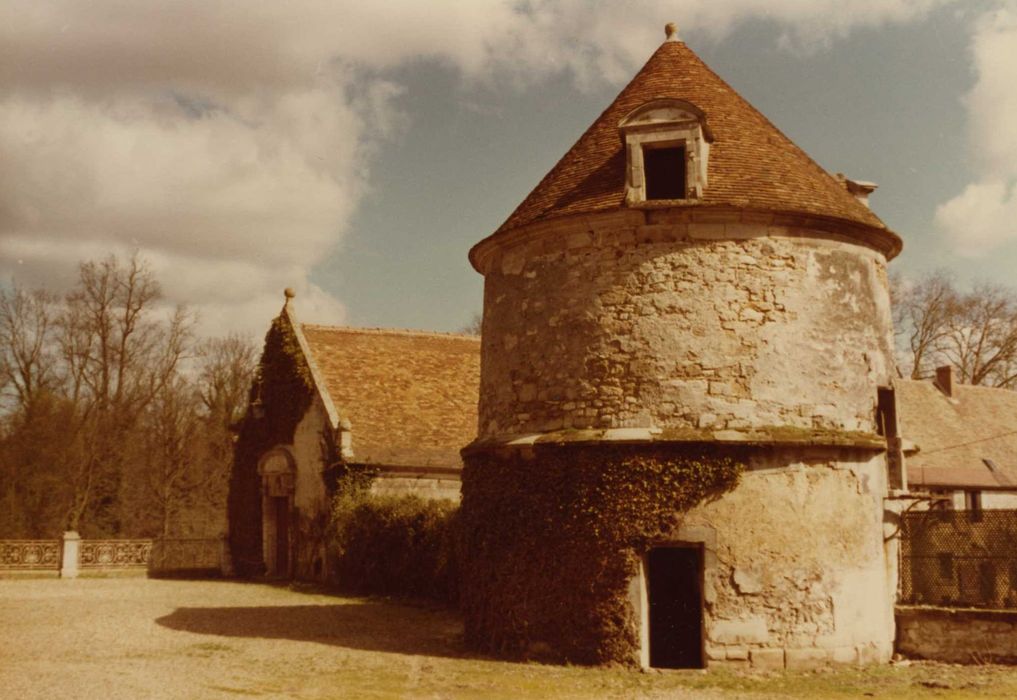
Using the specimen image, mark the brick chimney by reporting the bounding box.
[935,365,954,397]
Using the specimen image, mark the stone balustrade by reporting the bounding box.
[0,532,225,578]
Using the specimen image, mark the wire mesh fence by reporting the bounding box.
[901,508,1017,609]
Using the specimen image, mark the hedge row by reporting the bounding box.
[330,488,459,604]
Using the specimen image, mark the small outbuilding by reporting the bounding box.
[227,294,479,580]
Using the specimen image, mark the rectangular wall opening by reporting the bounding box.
[273,496,289,576]
[647,545,704,669]
[643,145,687,200]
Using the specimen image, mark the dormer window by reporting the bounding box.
[619,99,713,205]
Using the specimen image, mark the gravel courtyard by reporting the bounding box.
[4,578,1017,699]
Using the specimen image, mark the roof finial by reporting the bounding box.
[664,22,679,41]
[284,287,296,302]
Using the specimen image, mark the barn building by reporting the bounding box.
[459,23,904,669]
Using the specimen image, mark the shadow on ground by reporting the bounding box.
[156,601,468,658]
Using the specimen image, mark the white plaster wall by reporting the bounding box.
[291,399,329,516]
[288,399,330,579]
[982,492,1017,509]
[678,449,894,667]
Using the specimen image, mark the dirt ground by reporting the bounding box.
[2,578,1017,699]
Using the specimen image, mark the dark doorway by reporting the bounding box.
[273,496,289,576]
[647,545,704,668]
[643,145,687,200]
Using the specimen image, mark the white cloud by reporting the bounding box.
[936,5,1017,257]
[0,1,956,336]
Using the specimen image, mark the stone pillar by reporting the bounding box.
[60,531,80,579]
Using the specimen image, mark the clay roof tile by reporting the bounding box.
[300,325,480,469]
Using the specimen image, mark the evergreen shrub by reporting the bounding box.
[330,487,459,604]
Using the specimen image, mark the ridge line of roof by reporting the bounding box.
[284,304,342,431]
[300,323,481,341]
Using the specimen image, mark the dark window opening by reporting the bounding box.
[647,545,704,669]
[644,145,687,200]
[273,496,289,576]
[876,387,897,438]
[938,552,954,580]
[965,490,983,520]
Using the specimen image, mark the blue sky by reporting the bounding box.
[2,1,1015,337]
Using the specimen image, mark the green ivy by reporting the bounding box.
[227,311,315,576]
[459,443,743,665]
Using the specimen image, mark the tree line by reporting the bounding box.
[0,255,256,539]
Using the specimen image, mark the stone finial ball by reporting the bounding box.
[665,22,678,39]
[284,287,296,299]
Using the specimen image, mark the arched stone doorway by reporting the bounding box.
[257,447,296,578]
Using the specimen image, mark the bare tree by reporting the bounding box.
[0,254,261,539]
[58,254,193,534]
[891,270,959,380]
[892,270,1017,388]
[941,285,1017,388]
[458,311,482,336]
[198,334,257,432]
[0,285,59,413]
[137,376,208,537]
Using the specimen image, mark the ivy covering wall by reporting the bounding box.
[227,309,315,576]
[459,443,743,665]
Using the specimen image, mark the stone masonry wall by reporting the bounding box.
[667,447,894,669]
[478,212,895,441]
[897,607,1017,663]
[370,473,461,501]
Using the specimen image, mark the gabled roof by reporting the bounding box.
[495,36,891,239]
[298,324,480,469]
[897,379,1017,490]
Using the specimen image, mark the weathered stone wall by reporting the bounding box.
[467,207,898,666]
[371,473,461,501]
[896,606,1017,663]
[670,447,895,669]
[477,210,895,440]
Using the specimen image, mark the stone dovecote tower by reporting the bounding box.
[460,24,902,670]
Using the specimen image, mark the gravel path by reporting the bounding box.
[0,578,462,699]
[0,578,731,700]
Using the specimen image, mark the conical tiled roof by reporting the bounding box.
[494,37,892,239]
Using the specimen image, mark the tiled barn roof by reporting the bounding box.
[897,379,1017,490]
[495,37,891,239]
[300,325,480,469]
